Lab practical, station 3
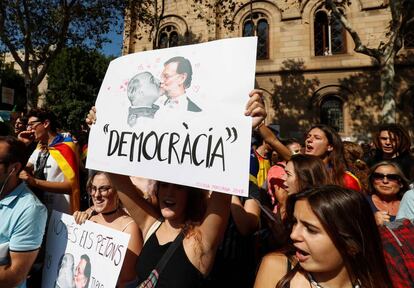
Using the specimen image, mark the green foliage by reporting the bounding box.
[0,0,126,104]
[45,47,111,132]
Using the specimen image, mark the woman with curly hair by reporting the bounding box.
[368,123,414,181]
[343,141,370,193]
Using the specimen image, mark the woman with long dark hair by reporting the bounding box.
[265,154,332,248]
[254,185,392,288]
[283,154,331,196]
[304,124,361,191]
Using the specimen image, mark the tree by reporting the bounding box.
[46,47,110,132]
[271,59,320,137]
[123,0,166,50]
[0,0,125,107]
[124,0,240,50]
[326,0,414,123]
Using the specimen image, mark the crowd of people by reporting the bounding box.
[1,88,414,288]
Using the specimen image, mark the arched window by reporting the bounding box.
[158,25,179,49]
[320,96,344,132]
[314,9,346,56]
[243,12,269,59]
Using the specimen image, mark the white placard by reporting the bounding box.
[86,37,257,196]
[42,211,130,288]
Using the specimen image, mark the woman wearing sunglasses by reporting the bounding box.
[73,171,142,287]
[367,161,409,225]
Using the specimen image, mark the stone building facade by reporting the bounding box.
[1,52,48,108]
[123,0,414,142]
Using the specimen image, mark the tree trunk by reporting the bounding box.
[380,54,396,123]
[25,77,38,110]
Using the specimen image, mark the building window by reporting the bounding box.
[243,12,269,59]
[404,21,414,48]
[320,96,344,132]
[158,25,179,49]
[314,9,346,56]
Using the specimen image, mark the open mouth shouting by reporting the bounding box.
[294,246,311,262]
[305,144,314,154]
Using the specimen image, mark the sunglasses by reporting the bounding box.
[372,172,401,183]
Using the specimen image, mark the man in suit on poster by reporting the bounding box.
[155,56,202,113]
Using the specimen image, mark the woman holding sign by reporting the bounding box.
[86,91,266,287]
[73,171,142,287]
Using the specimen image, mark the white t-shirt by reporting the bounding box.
[28,149,70,214]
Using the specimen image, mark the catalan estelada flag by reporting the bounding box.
[48,134,80,213]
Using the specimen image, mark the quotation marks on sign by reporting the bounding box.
[225,127,238,143]
[103,124,110,134]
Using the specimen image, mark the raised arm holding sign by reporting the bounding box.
[86,37,259,197]
[97,91,266,288]
[84,37,265,287]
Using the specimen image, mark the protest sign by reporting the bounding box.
[42,211,130,288]
[86,37,257,196]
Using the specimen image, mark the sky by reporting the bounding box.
[100,29,124,57]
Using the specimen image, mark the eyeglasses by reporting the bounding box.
[160,73,180,81]
[26,121,42,130]
[87,185,112,195]
[372,172,401,183]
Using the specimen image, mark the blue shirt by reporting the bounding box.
[397,189,414,220]
[0,182,47,288]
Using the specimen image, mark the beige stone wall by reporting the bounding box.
[3,53,48,95]
[125,0,414,141]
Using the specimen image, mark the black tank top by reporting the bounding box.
[136,230,204,288]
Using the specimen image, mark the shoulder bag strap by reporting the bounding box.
[155,232,185,275]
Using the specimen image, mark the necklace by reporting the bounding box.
[307,273,360,288]
[101,207,119,216]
